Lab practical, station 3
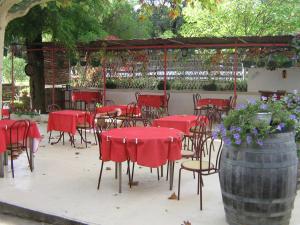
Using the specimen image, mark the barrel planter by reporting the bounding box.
[219,131,298,225]
[297,142,300,190]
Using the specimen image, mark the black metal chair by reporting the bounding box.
[177,134,223,210]
[7,120,31,178]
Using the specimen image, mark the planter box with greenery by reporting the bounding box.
[215,98,298,225]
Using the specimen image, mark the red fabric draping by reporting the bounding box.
[197,98,230,108]
[0,120,41,153]
[101,127,183,167]
[96,105,140,116]
[152,115,208,135]
[1,109,10,118]
[137,95,165,108]
[72,91,102,103]
[47,110,91,135]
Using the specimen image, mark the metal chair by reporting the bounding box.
[177,134,223,210]
[7,120,31,178]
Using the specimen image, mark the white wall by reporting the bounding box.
[248,67,300,92]
[106,89,259,115]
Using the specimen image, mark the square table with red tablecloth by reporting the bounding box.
[0,119,41,177]
[96,105,140,116]
[152,115,208,135]
[197,98,230,109]
[100,127,183,192]
[47,110,92,135]
[137,94,166,108]
[72,91,102,103]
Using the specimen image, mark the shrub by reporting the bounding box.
[106,79,117,89]
[202,81,217,91]
[157,80,170,90]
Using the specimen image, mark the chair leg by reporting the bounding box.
[200,174,203,210]
[161,165,163,177]
[115,162,118,179]
[197,172,200,195]
[157,167,160,181]
[128,161,132,188]
[94,129,98,145]
[25,148,32,172]
[97,161,104,190]
[166,161,169,181]
[177,168,182,200]
[48,131,52,143]
[85,129,87,148]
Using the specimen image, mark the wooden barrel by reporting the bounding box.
[219,132,298,225]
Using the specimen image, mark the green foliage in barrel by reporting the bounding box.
[213,98,296,147]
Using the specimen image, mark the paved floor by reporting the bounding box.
[0,213,48,225]
[0,122,299,225]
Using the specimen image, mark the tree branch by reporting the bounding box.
[6,0,54,23]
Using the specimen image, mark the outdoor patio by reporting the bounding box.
[0,122,299,225]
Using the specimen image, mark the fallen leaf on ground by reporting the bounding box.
[39,145,46,148]
[75,152,80,155]
[168,192,177,200]
[76,147,85,149]
[182,221,191,225]
[105,167,112,170]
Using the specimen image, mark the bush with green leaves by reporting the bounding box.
[213,98,296,147]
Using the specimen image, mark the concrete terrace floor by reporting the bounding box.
[0,122,300,225]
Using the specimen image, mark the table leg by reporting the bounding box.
[169,161,174,191]
[118,162,122,193]
[4,151,8,166]
[0,153,4,178]
[29,138,34,171]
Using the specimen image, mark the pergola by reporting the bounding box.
[8,35,294,108]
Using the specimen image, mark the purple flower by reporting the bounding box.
[261,96,268,101]
[290,114,297,120]
[272,94,277,101]
[233,133,240,140]
[246,135,252,144]
[252,128,258,135]
[236,127,242,132]
[224,138,232,146]
[212,131,218,140]
[236,103,246,110]
[276,123,285,131]
[256,139,263,146]
[235,139,242,145]
[260,104,268,111]
[248,98,257,105]
[295,107,300,113]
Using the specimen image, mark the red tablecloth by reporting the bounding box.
[101,127,183,167]
[72,91,102,103]
[197,98,230,108]
[0,120,41,153]
[1,109,10,118]
[137,95,166,108]
[152,115,208,135]
[47,110,91,135]
[96,105,140,116]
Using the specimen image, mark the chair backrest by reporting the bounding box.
[193,93,201,108]
[135,91,141,102]
[230,95,237,110]
[194,134,223,174]
[9,120,30,149]
[125,102,137,117]
[47,104,61,113]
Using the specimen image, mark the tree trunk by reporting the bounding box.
[0,21,7,117]
[26,35,46,113]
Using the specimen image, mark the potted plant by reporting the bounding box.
[214,98,298,225]
[282,91,300,189]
